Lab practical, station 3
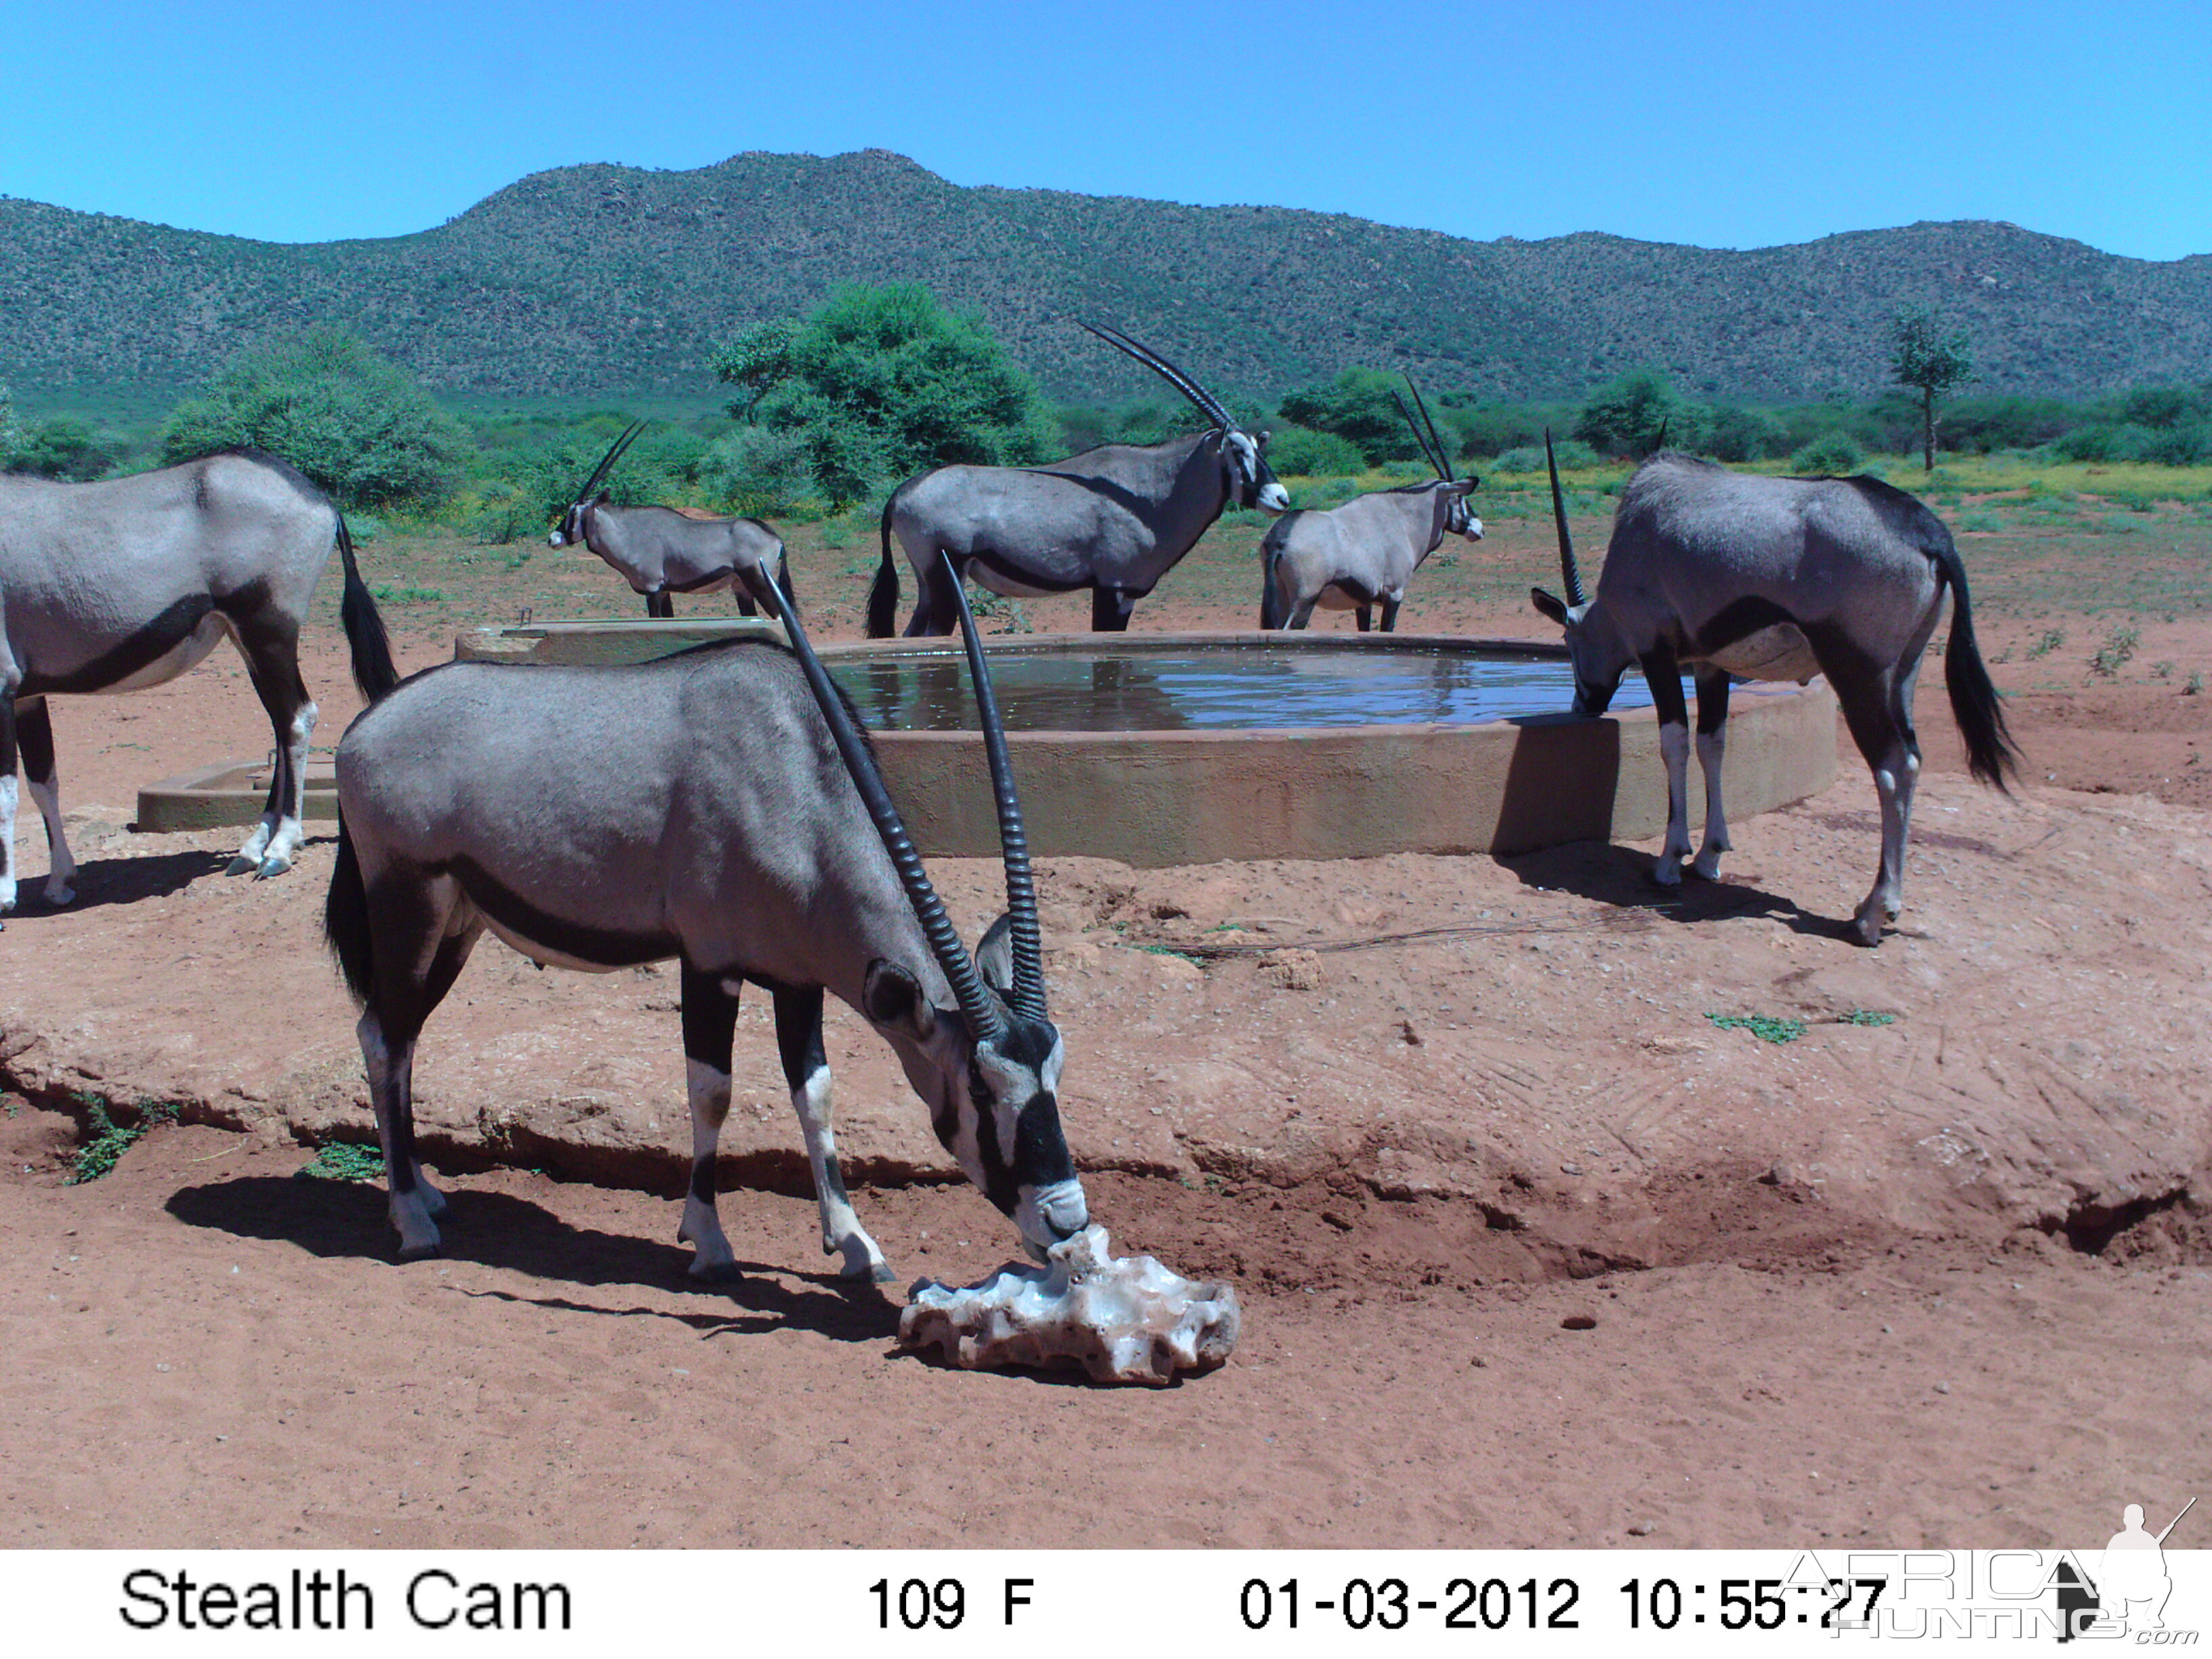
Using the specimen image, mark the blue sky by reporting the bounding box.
[3,0,2205,259]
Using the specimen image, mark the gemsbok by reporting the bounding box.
[325,550,1086,1275]
[1530,434,2020,944]
[1259,380,1482,631]
[548,422,796,618]
[868,324,1288,636]
[0,449,393,923]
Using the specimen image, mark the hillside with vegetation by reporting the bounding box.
[4,150,2209,409]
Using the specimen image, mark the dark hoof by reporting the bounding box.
[224,855,260,878]
[253,857,289,881]
[395,1241,443,1263]
[688,1259,744,1284]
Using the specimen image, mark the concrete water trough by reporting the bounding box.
[139,621,1837,864]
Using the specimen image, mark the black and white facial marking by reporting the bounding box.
[1443,480,1485,541]
[547,496,595,549]
[1223,430,1291,514]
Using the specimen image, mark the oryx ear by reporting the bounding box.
[974,912,1017,997]
[1255,428,1272,452]
[1531,587,1572,627]
[863,960,941,1044]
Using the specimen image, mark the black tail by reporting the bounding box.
[335,516,398,701]
[866,491,901,638]
[1258,515,1295,628]
[775,548,802,623]
[324,814,375,1006]
[1932,534,2021,791]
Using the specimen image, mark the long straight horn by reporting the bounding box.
[1081,322,1231,431]
[1404,375,1455,482]
[570,419,644,508]
[1392,391,1443,478]
[735,567,1004,1042]
[1545,428,1586,607]
[937,552,1046,1021]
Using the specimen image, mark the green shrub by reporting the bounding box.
[1492,438,1598,472]
[1703,405,1790,463]
[1790,433,1866,474]
[712,283,1056,508]
[1277,368,1425,465]
[701,424,816,516]
[161,325,468,510]
[7,414,118,480]
[1574,367,1696,457]
[1266,424,1366,477]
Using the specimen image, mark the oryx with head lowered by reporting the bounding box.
[326,549,1085,1275]
[0,450,392,922]
[1530,434,2020,945]
[868,324,1289,636]
[1260,379,1482,631]
[548,422,796,619]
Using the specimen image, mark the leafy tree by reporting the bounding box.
[8,415,117,480]
[711,283,1054,508]
[162,325,468,509]
[1574,367,1691,457]
[0,381,20,455]
[1265,425,1366,477]
[1889,306,1974,474]
[1277,369,1422,466]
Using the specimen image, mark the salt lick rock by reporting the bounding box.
[898,1224,1242,1385]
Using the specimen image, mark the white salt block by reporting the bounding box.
[898,1224,1240,1385]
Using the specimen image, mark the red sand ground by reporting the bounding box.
[1,580,2207,1550]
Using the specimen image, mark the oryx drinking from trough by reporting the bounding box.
[867,324,1289,636]
[325,550,1085,1275]
[548,422,796,619]
[1259,380,1482,631]
[0,450,394,921]
[1530,436,2020,945]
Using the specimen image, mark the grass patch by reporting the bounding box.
[2089,625,2142,678]
[1838,1010,1896,1027]
[297,1142,386,1183]
[2026,628,2065,659]
[64,1094,178,1185]
[1706,1012,1805,1044]
[369,583,448,604]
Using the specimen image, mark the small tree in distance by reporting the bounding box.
[162,325,468,510]
[712,284,1054,508]
[1890,306,1974,474]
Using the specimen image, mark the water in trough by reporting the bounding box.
[832,642,1662,733]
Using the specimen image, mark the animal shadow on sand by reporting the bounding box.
[165,1175,897,1346]
[7,848,230,918]
[1498,838,1861,942]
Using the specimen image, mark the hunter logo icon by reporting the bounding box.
[2058,1496,2194,1641]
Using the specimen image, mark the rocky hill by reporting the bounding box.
[4,148,2207,406]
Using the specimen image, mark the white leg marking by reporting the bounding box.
[1692,726,1729,880]
[790,1065,891,1282]
[361,1011,444,1255]
[25,778,77,905]
[0,775,17,913]
[1654,722,1690,885]
[248,701,317,878]
[677,1058,739,1279]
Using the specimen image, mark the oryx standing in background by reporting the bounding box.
[1529,434,2020,945]
[326,550,1086,1275]
[0,450,393,922]
[868,324,1289,636]
[548,422,796,618]
[1259,379,1482,631]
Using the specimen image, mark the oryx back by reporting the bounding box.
[0,453,333,696]
[1605,455,1946,680]
[335,640,928,1007]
